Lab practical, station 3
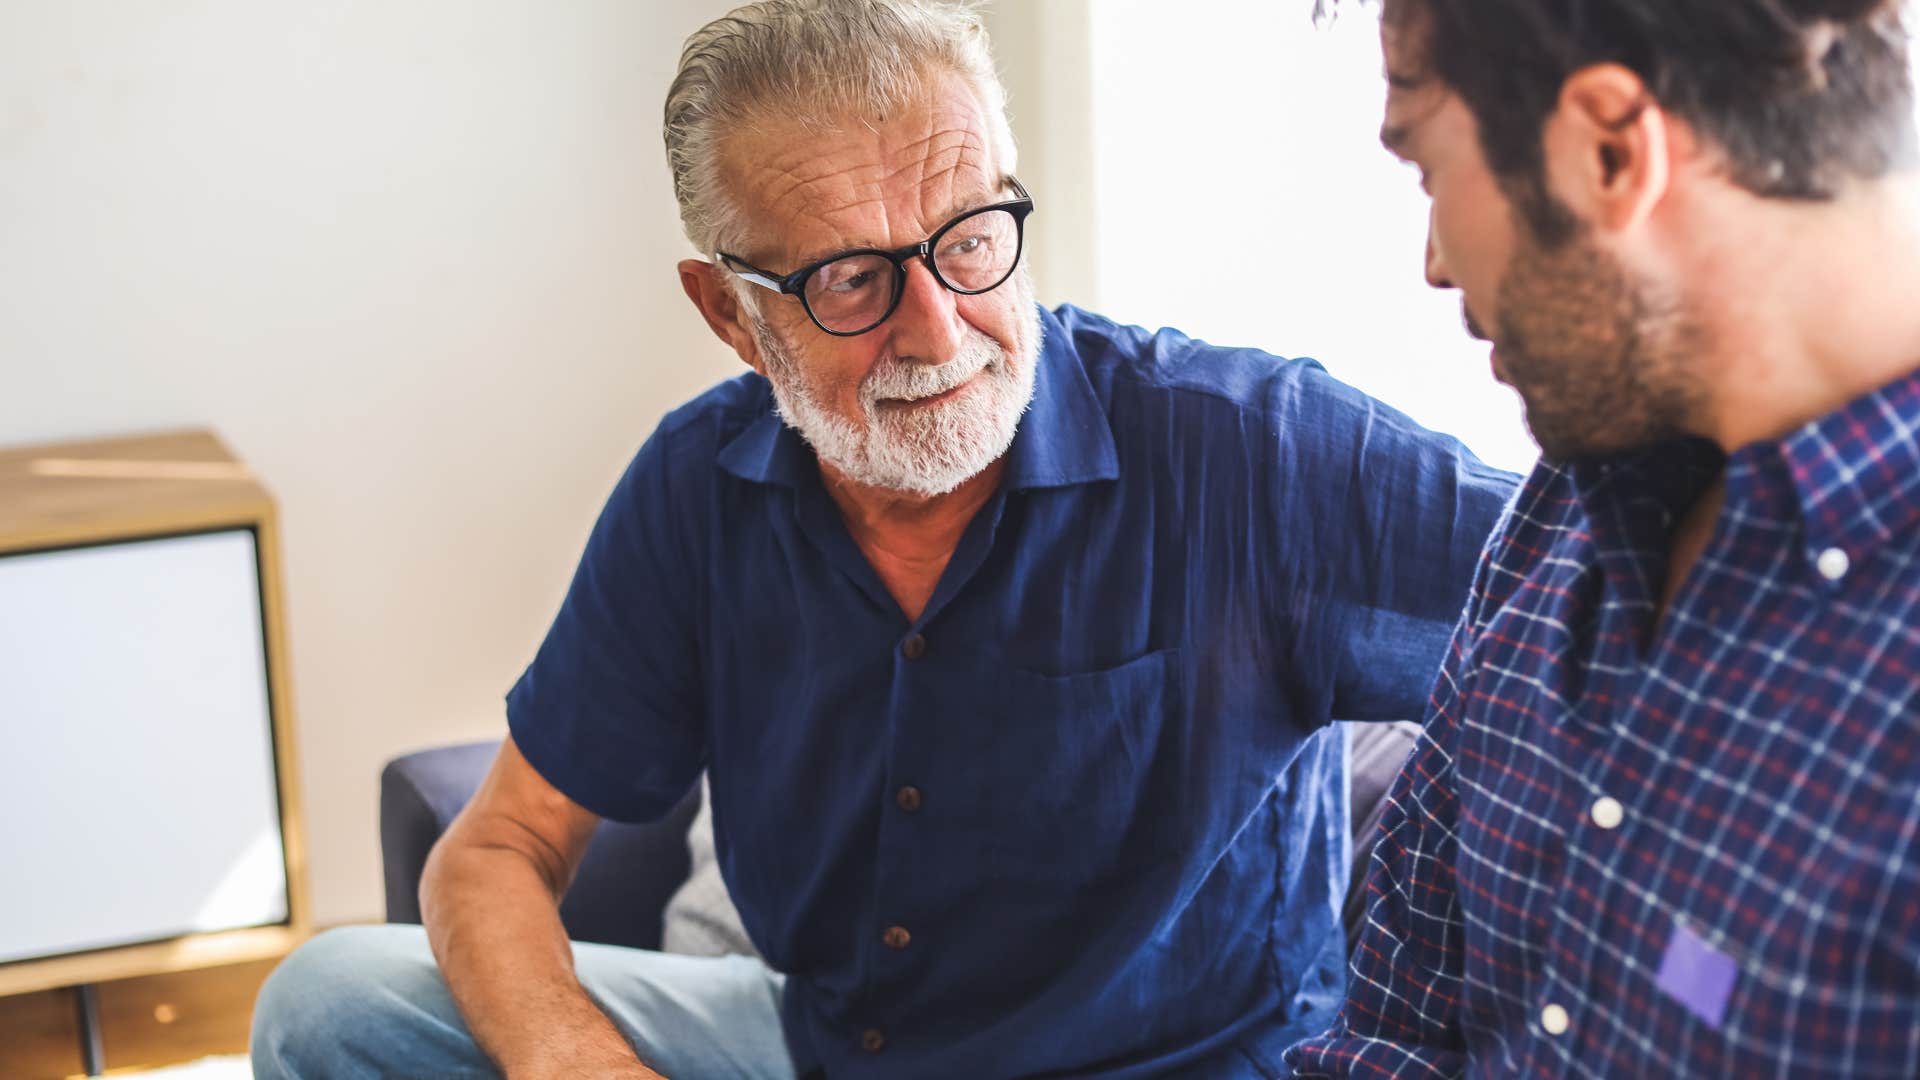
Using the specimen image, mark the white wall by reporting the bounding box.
[984,0,1099,309]
[1086,0,1537,473]
[0,0,743,926]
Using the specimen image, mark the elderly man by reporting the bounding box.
[252,2,1512,1077]
[1288,0,1920,1076]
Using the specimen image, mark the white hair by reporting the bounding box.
[663,0,1018,257]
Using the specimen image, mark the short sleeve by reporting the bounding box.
[506,426,707,823]
[1265,361,1516,722]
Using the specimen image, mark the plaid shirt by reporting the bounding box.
[1288,368,1920,1078]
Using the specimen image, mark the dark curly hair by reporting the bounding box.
[1320,0,1915,233]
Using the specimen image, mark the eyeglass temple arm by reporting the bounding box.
[717,255,789,294]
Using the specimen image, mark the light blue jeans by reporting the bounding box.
[250,924,798,1079]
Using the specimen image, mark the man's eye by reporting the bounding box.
[944,235,985,257]
[825,269,878,294]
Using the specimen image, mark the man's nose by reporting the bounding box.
[1424,210,1454,290]
[887,256,967,362]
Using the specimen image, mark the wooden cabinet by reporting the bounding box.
[0,957,282,1077]
[0,430,311,1073]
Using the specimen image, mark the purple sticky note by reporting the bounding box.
[1656,920,1739,1030]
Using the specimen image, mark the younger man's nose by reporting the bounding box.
[1424,221,1455,290]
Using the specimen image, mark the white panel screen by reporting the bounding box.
[0,529,289,965]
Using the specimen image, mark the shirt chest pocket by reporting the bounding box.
[977,648,1187,888]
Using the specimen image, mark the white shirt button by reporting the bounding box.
[1817,547,1851,581]
[1541,1003,1571,1036]
[1590,796,1624,830]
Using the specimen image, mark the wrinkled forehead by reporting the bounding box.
[717,69,1003,265]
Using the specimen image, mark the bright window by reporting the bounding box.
[1085,1,1539,472]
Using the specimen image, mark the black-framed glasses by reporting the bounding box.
[718,176,1034,337]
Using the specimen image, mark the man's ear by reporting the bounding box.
[1543,64,1673,235]
[679,259,766,374]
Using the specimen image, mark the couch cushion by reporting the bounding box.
[662,776,759,957]
[381,739,701,950]
[1344,720,1421,956]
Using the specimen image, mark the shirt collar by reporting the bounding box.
[1563,367,1920,588]
[715,303,1119,491]
[1773,364,1920,571]
[1003,304,1121,490]
[713,383,807,489]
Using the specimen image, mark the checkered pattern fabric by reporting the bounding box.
[1288,369,1920,1078]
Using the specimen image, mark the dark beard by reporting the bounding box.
[1494,220,1708,462]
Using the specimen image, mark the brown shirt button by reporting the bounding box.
[900,633,927,660]
[861,1028,886,1053]
[895,785,923,812]
[882,925,912,949]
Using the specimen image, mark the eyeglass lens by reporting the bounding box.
[801,207,1022,334]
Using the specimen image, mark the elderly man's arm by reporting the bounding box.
[1279,365,1517,721]
[420,736,664,1080]
[1280,408,1519,1073]
[1285,620,1478,1078]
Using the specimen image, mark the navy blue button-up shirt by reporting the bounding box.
[507,304,1515,1078]
[1287,369,1920,1077]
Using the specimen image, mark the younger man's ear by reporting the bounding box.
[679,259,766,374]
[1544,63,1673,234]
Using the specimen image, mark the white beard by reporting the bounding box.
[754,275,1042,497]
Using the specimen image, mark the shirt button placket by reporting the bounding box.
[882,634,924,1062]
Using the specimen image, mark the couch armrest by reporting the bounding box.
[379,738,701,951]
